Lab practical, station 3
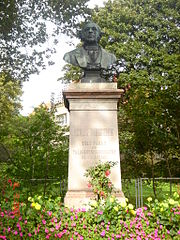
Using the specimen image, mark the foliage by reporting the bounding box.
[92,0,180,178]
[0,72,22,137]
[0,188,179,239]
[2,106,69,181]
[60,64,83,84]
[0,0,91,81]
[122,178,180,206]
[84,161,116,200]
[0,170,180,239]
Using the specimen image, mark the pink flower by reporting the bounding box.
[55,224,60,230]
[20,232,23,237]
[45,228,49,233]
[178,230,180,235]
[0,236,6,240]
[105,170,110,176]
[28,233,32,237]
[0,235,6,240]
[87,183,91,188]
[100,230,105,237]
[97,211,103,215]
[42,219,46,225]
[47,211,52,216]
[1,212,4,217]
[14,231,18,235]
[57,233,63,238]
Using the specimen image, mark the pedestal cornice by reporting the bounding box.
[63,83,124,110]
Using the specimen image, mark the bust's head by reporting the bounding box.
[79,21,102,44]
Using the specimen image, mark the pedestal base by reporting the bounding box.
[64,190,125,209]
[64,190,94,209]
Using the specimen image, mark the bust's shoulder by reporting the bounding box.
[101,48,116,58]
[65,47,84,56]
[63,47,85,65]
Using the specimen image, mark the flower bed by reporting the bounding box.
[0,164,180,239]
[0,193,179,239]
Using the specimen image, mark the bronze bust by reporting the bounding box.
[63,21,116,83]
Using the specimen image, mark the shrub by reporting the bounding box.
[84,161,117,200]
[0,192,179,239]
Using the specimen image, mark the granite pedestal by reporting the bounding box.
[63,83,124,208]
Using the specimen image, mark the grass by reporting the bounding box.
[122,178,179,207]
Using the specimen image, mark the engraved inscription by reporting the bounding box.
[71,127,117,160]
[71,128,114,137]
[82,140,107,146]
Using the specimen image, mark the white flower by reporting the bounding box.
[113,206,118,211]
[35,203,41,210]
[147,197,152,202]
[120,200,127,208]
[128,204,134,210]
[28,197,33,202]
[110,196,115,203]
[90,200,98,207]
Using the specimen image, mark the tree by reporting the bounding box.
[92,0,180,177]
[0,71,22,141]
[60,64,83,83]
[0,0,91,82]
[3,105,69,181]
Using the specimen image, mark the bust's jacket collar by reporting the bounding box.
[75,47,87,68]
[75,46,116,69]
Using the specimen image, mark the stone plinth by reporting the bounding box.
[63,83,125,208]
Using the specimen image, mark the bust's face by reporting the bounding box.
[82,23,100,43]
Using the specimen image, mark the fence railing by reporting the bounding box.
[13,178,180,207]
[122,178,180,208]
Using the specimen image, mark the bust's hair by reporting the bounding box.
[78,21,103,43]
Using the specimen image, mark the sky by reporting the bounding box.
[21,0,106,115]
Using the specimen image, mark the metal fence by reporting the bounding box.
[17,178,68,200]
[122,178,180,208]
[16,177,180,207]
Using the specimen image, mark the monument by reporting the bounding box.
[63,21,116,83]
[63,21,125,208]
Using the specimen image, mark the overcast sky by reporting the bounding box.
[21,0,106,115]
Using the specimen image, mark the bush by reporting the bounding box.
[0,164,179,239]
[0,192,179,239]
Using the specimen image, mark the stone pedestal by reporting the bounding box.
[63,83,125,208]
